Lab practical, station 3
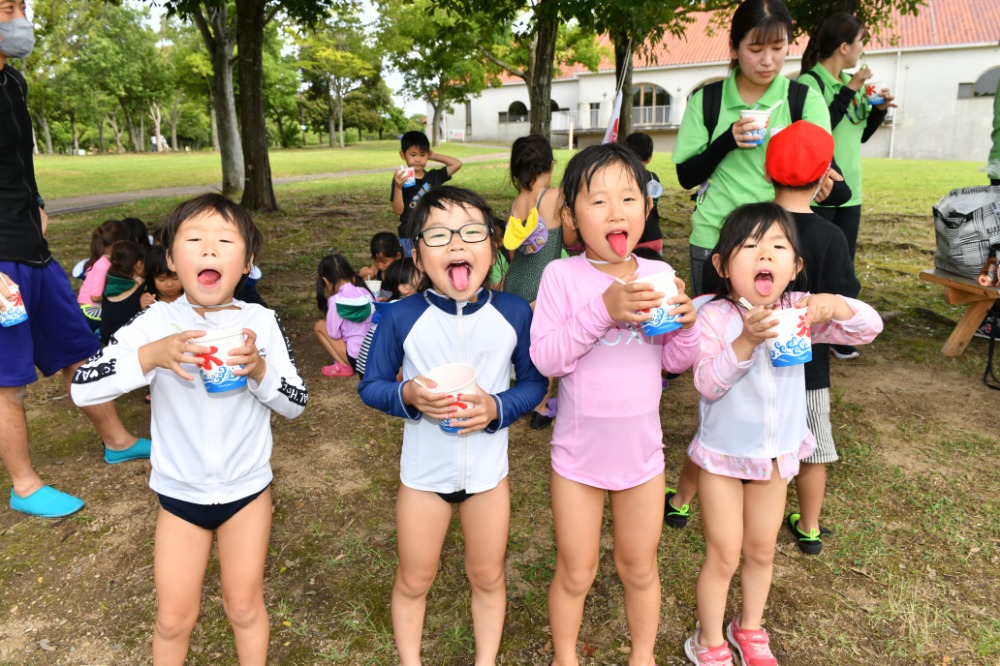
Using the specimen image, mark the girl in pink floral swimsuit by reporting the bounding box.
[683,202,882,666]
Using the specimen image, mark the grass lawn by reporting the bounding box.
[3,150,999,665]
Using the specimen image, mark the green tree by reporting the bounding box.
[342,76,394,141]
[297,9,376,148]
[377,0,495,146]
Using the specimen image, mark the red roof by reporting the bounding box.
[539,0,999,81]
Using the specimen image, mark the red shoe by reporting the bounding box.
[322,362,354,377]
[684,630,734,665]
[727,615,778,666]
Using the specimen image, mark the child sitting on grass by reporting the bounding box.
[314,253,375,377]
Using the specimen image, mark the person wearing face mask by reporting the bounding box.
[0,0,153,519]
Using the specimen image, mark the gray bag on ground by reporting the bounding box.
[933,186,1000,279]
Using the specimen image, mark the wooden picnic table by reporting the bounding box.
[919,268,1000,356]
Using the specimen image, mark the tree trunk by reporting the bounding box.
[275,114,286,148]
[97,118,105,153]
[150,102,164,152]
[197,4,244,197]
[527,9,558,139]
[430,99,442,146]
[236,0,277,211]
[170,97,181,151]
[210,101,220,151]
[328,100,336,147]
[612,32,634,143]
[336,94,345,148]
[71,111,79,154]
[140,115,146,152]
[37,96,54,155]
[108,113,123,153]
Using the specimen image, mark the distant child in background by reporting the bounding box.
[391,130,462,256]
[359,231,403,281]
[530,144,701,666]
[78,219,132,332]
[623,132,665,255]
[71,193,307,666]
[314,253,375,378]
[100,241,147,346]
[683,201,880,666]
[355,257,420,377]
[503,134,577,430]
[359,186,547,666]
[123,216,153,254]
[141,246,184,309]
[763,120,861,556]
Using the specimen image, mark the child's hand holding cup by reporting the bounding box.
[0,273,28,328]
[196,328,249,393]
[398,165,416,188]
[413,363,478,433]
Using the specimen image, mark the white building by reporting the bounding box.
[436,0,1000,162]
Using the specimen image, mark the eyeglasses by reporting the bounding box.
[417,223,491,248]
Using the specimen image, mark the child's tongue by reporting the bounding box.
[606,231,628,258]
[447,263,471,292]
[755,272,774,296]
[198,269,221,286]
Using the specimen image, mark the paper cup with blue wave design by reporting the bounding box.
[197,328,248,393]
[765,307,812,367]
[739,109,771,146]
[864,81,885,106]
[424,363,477,433]
[640,271,682,336]
[0,284,28,328]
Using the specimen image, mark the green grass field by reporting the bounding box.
[5,146,999,666]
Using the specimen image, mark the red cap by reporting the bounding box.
[765,120,834,187]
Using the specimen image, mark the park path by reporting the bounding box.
[46,151,509,217]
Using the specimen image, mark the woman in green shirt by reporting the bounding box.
[674,0,832,296]
[800,13,895,359]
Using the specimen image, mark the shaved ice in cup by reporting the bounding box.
[739,109,771,146]
[864,81,885,106]
[0,284,28,328]
[764,307,812,367]
[422,363,477,433]
[365,280,382,299]
[196,328,248,393]
[399,165,416,187]
[639,270,682,336]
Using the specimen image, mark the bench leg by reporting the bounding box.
[942,299,995,357]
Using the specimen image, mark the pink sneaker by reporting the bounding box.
[726,615,778,666]
[322,362,354,377]
[684,630,734,666]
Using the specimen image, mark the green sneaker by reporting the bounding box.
[787,513,822,555]
[664,488,690,529]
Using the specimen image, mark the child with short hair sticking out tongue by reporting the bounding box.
[529,143,701,666]
[359,186,547,666]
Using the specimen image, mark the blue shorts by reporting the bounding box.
[158,486,268,532]
[0,260,102,387]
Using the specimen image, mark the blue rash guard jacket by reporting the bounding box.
[358,288,547,494]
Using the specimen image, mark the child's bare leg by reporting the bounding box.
[672,456,700,507]
[217,488,273,665]
[394,485,452,666]
[739,464,787,629]
[695,469,744,648]
[458,479,510,666]
[609,473,664,666]
[153,509,213,666]
[794,462,825,533]
[313,321,350,365]
[548,471,606,666]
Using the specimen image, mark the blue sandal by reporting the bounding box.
[10,486,85,518]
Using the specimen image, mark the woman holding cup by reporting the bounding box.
[674,0,833,297]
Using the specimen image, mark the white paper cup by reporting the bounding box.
[640,271,682,336]
[739,109,771,146]
[196,327,247,393]
[0,285,28,328]
[399,165,416,188]
[764,307,812,367]
[864,81,885,106]
[422,363,477,433]
[364,280,382,299]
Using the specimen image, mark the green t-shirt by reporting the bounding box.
[674,70,832,250]
[989,77,1000,180]
[801,64,869,207]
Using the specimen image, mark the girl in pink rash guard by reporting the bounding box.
[529,143,702,666]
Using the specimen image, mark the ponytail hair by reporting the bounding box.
[316,253,366,313]
[801,13,865,72]
[85,219,130,271]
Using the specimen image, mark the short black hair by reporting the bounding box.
[623,133,654,162]
[510,134,554,191]
[400,131,430,153]
[160,193,262,266]
[370,231,402,259]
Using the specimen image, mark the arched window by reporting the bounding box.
[509,101,528,122]
[550,99,560,111]
[959,67,1000,98]
[632,84,672,126]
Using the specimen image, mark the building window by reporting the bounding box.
[465,101,472,136]
[958,82,974,99]
[973,67,1000,97]
[590,102,601,128]
[632,83,672,126]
